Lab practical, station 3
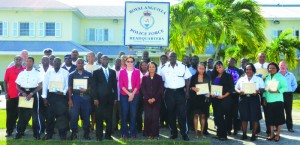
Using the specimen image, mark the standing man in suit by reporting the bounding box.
[92,55,118,141]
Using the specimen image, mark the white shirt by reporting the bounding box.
[42,68,69,98]
[235,75,265,91]
[38,66,53,82]
[15,69,42,88]
[102,66,110,78]
[160,61,192,89]
[254,62,269,69]
[84,63,99,73]
[127,70,133,89]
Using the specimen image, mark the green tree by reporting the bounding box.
[207,0,266,61]
[264,29,300,70]
[169,0,209,60]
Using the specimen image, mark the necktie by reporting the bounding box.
[261,64,263,68]
[105,69,109,82]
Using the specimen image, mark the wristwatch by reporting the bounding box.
[29,92,34,96]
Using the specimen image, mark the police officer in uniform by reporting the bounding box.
[42,57,69,140]
[160,52,192,141]
[14,57,43,139]
[68,58,93,140]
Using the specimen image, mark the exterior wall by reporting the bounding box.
[0,11,74,41]
[264,19,300,43]
[72,13,81,42]
[80,19,124,45]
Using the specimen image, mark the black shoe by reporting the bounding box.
[5,132,12,137]
[43,134,52,140]
[227,131,232,135]
[241,134,248,140]
[250,135,257,141]
[182,135,190,141]
[14,133,22,139]
[233,130,238,135]
[288,129,295,132]
[33,133,41,140]
[219,136,228,141]
[105,136,113,140]
[169,135,178,139]
[69,132,77,140]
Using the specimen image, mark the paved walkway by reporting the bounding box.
[0,93,299,144]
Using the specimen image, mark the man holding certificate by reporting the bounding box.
[263,62,288,142]
[235,63,265,141]
[42,57,69,140]
[92,55,117,141]
[14,57,42,140]
[68,58,92,140]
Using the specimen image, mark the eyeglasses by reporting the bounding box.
[126,61,134,63]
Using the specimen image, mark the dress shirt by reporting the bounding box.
[84,63,99,73]
[188,67,197,76]
[279,71,297,92]
[15,69,41,88]
[254,62,269,69]
[38,66,53,82]
[160,61,192,89]
[42,68,69,98]
[235,75,265,91]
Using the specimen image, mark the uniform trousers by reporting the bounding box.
[283,92,293,129]
[45,92,69,138]
[165,88,188,136]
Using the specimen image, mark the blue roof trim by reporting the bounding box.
[83,45,136,55]
[0,41,90,52]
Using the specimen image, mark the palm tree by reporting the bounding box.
[169,1,208,60]
[208,0,266,61]
[264,29,300,70]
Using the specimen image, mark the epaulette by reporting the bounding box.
[35,68,40,72]
[161,64,166,69]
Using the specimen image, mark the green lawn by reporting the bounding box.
[293,93,300,110]
[0,140,210,145]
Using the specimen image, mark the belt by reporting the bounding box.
[73,92,89,97]
[166,87,184,91]
[128,89,133,93]
[21,87,36,92]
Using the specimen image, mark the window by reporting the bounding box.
[272,30,282,38]
[45,22,55,36]
[20,22,29,36]
[293,30,299,39]
[104,29,109,41]
[86,28,114,42]
[0,22,2,36]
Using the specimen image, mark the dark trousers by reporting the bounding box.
[284,92,293,129]
[112,101,121,131]
[204,102,211,133]
[69,95,91,133]
[136,92,144,132]
[160,96,168,127]
[45,92,68,138]
[187,98,193,130]
[143,100,160,137]
[165,88,188,136]
[230,93,241,131]
[263,102,270,134]
[95,98,113,138]
[212,97,232,138]
[6,97,19,134]
[16,89,45,136]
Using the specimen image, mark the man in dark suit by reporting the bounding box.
[92,55,117,141]
[61,54,77,73]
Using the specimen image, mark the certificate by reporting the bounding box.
[256,68,268,79]
[73,79,88,89]
[196,83,209,95]
[242,83,256,94]
[49,81,63,92]
[211,85,223,96]
[18,96,34,108]
[266,80,279,92]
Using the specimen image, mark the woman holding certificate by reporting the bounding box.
[235,63,265,141]
[263,62,288,142]
[211,61,234,141]
[119,55,141,139]
[190,63,211,138]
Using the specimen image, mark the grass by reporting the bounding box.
[0,139,210,145]
[293,93,300,110]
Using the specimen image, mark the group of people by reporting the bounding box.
[3,49,297,142]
